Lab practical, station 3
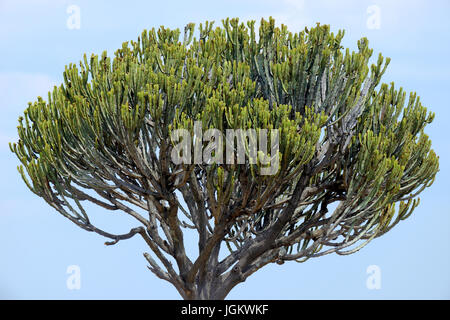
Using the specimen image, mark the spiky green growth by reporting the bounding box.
[10,17,439,300]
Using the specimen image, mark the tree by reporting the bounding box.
[10,17,439,300]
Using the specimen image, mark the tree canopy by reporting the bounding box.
[10,17,439,299]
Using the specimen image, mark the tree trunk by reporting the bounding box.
[183,275,235,300]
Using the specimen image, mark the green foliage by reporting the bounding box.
[9,17,439,298]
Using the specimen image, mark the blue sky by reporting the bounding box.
[0,0,449,299]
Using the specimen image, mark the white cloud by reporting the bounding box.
[0,72,57,112]
[0,133,15,148]
[241,0,432,35]
[0,72,57,152]
[0,0,62,12]
[263,0,311,32]
[282,0,306,11]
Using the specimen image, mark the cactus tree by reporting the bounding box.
[10,18,439,299]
